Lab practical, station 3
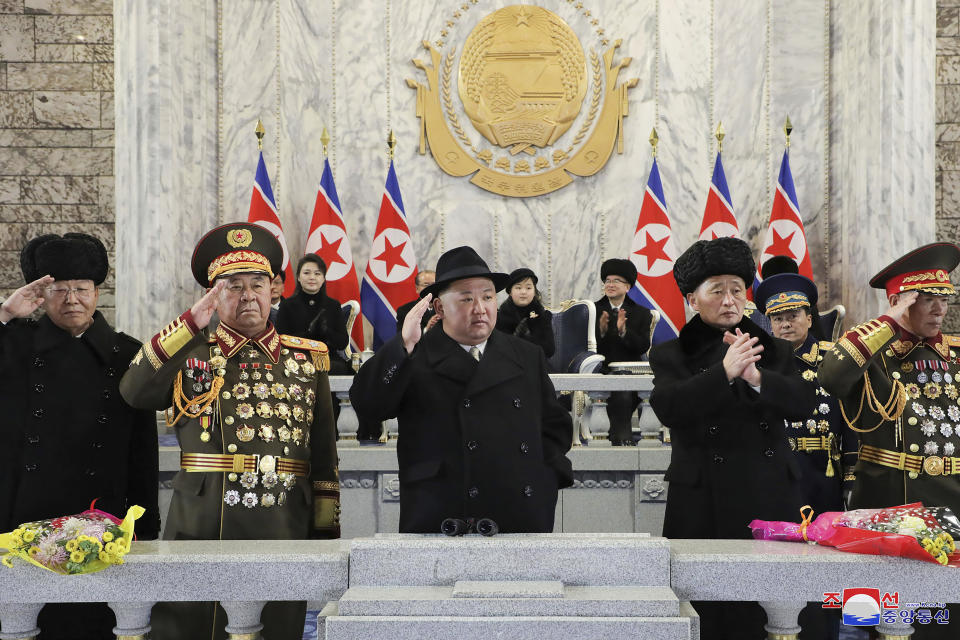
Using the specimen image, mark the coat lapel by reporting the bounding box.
[466,331,523,396]
[423,328,476,385]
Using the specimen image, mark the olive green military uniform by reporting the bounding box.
[120,311,339,640]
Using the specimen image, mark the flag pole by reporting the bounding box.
[649,127,658,158]
[255,118,265,151]
[321,126,330,159]
[387,129,397,160]
[784,116,792,151]
[715,122,724,154]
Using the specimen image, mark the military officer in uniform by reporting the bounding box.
[649,237,813,640]
[0,233,159,640]
[120,223,339,640]
[755,273,858,512]
[819,242,960,640]
[350,246,573,534]
[755,273,857,640]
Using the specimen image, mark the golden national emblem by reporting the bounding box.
[407,2,638,197]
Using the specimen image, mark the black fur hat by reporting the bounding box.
[600,258,638,286]
[673,237,755,296]
[20,232,108,285]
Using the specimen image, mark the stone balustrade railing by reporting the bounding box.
[0,536,950,640]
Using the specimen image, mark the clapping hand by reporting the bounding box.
[722,328,763,386]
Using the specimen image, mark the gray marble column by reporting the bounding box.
[0,602,43,640]
[114,0,219,341]
[829,0,936,323]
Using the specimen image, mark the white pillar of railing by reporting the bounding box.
[335,391,359,439]
[107,601,155,639]
[759,600,804,640]
[221,600,266,639]
[0,603,43,640]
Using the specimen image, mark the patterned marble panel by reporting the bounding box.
[770,0,827,293]
[221,0,279,223]
[713,0,769,249]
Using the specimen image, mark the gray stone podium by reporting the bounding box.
[321,534,699,640]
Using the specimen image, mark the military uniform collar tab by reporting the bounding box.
[889,326,948,360]
[252,323,281,363]
[214,321,250,358]
[794,335,819,365]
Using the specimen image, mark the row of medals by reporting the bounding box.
[186,348,318,509]
[895,360,960,458]
[797,370,833,436]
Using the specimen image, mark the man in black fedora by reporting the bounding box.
[350,245,573,533]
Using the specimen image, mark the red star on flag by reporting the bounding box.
[764,228,797,260]
[316,233,346,268]
[634,231,671,269]
[375,237,408,277]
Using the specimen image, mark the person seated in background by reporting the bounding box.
[268,269,285,325]
[0,233,159,640]
[396,269,438,332]
[276,254,351,375]
[649,237,813,640]
[595,258,651,446]
[350,246,572,534]
[496,267,555,358]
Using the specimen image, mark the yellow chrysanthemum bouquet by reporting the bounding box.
[0,503,143,574]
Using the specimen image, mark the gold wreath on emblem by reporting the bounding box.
[227,229,253,248]
[407,3,637,198]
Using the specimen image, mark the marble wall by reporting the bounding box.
[937,0,960,334]
[0,0,116,322]
[115,0,936,342]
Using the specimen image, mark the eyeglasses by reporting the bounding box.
[46,286,95,300]
[603,278,629,286]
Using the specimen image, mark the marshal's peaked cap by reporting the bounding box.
[190,222,283,287]
[869,242,960,298]
[20,232,109,285]
[673,237,755,296]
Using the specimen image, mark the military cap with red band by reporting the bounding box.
[190,222,283,287]
[869,242,960,298]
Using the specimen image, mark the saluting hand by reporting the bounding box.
[722,328,764,383]
[190,280,226,328]
[0,275,55,323]
[402,293,433,354]
[884,290,919,328]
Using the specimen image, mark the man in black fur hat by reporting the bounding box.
[0,233,159,640]
[351,246,573,533]
[649,237,813,640]
[595,258,653,445]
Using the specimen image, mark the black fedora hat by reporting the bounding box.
[420,246,509,298]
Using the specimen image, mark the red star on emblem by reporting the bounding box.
[375,237,408,277]
[764,228,797,259]
[634,231,671,269]
[316,233,346,268]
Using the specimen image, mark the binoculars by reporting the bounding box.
[441,517,499,537]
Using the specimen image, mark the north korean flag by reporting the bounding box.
[248,151,296,297]
[360,159,419,350]
[627,158,685,344]
[305,157,364,351]
[753,149,814,288]
[698,152,741,241]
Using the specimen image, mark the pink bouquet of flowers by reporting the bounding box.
[749,503,960,566]
[0,503,143,574]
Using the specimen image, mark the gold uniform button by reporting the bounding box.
[227,443,237,453]
[283,446,290,455]
[222,391,232,400]
[908,471,919,480]
[885,349,894,357]
[228,473,238,482]
[892,372,901,380]
[224,416,235,425]
[910,443,920,453]
[908,417,918,426]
